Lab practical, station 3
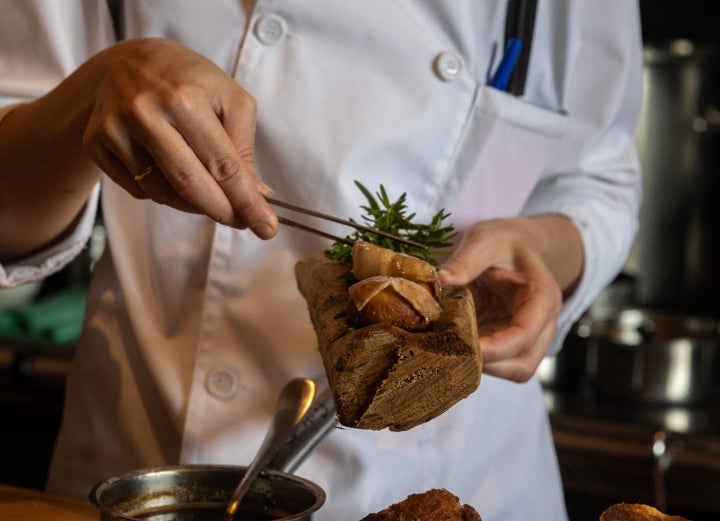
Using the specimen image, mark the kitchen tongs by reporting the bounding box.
[266,197,427,249]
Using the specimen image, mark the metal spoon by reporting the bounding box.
[221,378,317,521]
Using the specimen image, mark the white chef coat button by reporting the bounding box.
[254,14,287,46]
[434,51,463,81]
[205,369,238,401]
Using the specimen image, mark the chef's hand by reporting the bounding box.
[84,38,278,238]
[438,215,584,383]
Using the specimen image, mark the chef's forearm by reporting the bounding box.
[0,57,105,262]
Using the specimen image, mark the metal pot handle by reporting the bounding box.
[652,430,672,512]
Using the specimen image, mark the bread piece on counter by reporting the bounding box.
[600,503,689,521]
[359,488,482,521]
[295,253,482,431]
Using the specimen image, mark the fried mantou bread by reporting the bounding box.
[599,503,689,521]
[348,275,442,331]
[359,488,482,521]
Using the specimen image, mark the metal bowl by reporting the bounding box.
[585,308,720,405]
[538,277,637,391]
[89,464,325,521]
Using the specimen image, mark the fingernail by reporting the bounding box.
[251,215,278,239]
[257,180,275,197]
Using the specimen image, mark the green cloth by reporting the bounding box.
[0,285,87,345]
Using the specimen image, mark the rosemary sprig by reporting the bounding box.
[325,181,457,266]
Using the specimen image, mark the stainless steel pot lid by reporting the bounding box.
[587,308,720,346]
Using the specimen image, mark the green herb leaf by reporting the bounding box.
[325,181,457,266]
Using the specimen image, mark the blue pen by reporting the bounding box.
[489,38,523,91]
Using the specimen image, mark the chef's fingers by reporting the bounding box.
[83,110,146,198]
[481,319,558,382]
[475,256,562,382]
[84,119,199,214]
[90,95,274,234]
[88,145,147,200]
[83,38,276,238]
[135,116,242,223]
[133,162,201,215]
[163,89,277,237]
[221,89,275,197]
[439,220,512,286]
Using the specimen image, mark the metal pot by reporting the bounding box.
[628,40,720,314]
[585,307,720,405]
[536,322,590,391]
[90,384,338,521]
[537,276,636,391]
[90,465,325,521]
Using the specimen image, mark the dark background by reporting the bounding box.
[640,0,719,44]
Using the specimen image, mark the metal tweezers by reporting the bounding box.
[266,197,427,249]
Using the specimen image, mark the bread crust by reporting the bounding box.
[359,489,482,521]
[599,503,689,521]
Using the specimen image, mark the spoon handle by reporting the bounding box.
[222,378,316,521]
[268,383,338,474]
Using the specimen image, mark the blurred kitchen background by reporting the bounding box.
[0,1,718,519]
[544,1,720,519]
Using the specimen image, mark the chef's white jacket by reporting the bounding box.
[0,1,643,519]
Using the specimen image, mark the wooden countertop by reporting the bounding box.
[0,484,96,521]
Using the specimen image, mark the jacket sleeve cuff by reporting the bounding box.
[0,183,101,288]
[524,192,639,356]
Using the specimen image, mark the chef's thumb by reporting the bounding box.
[439,254,477,286]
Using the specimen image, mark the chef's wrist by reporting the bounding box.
[522,213,584,298]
